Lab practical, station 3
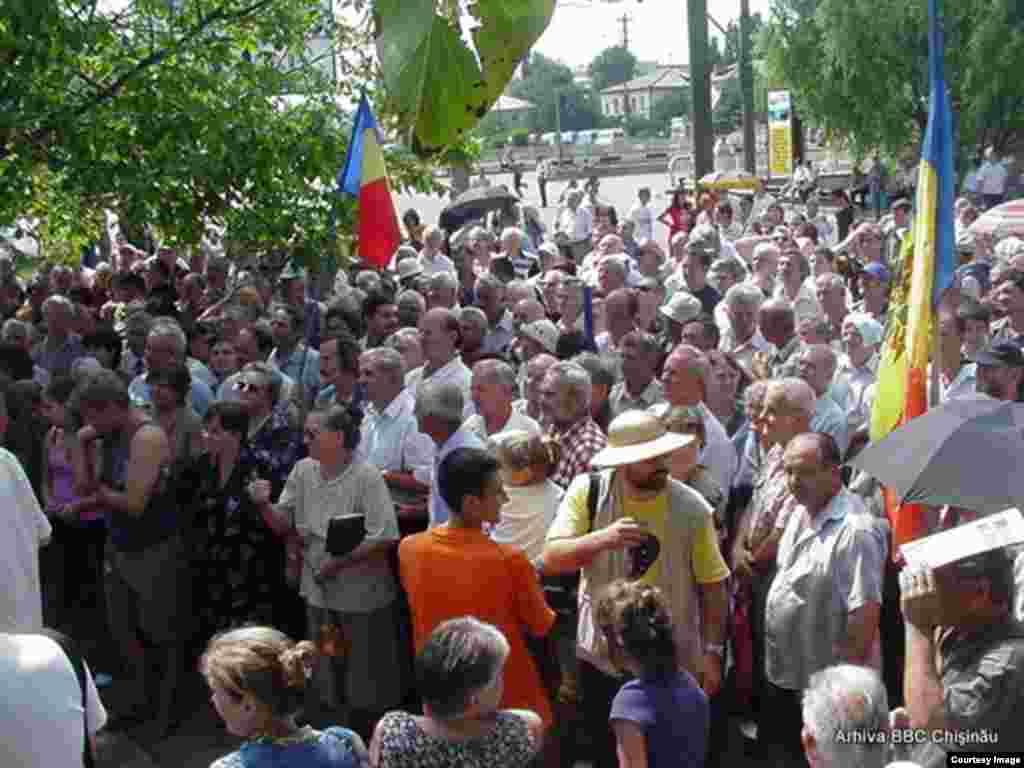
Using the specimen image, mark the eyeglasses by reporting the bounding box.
[234,380,265,393]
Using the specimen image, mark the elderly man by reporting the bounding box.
[596,288,637,378]
[414,381,485,528]
[796,344,849,457]
[514,318,557,393]
[128,317,214,416]
[456,307,488,368]
[732,378,816,734]
[748,242,779,298]
[758,299,802,379]
[538,269,564,319]
[358,347,433,522]
[556,276,586,334]
[573,351,615,433]
[801,665,889,768]
[814,273,849,341]
[417,226,456,277]
[511,297,546,330]
[900,545,1024,767]
[659,291,703,357]
[363,292,400,349]
[609,331,664,418]
[653,345,737,492]
[720,283,769,376]
[541,410,730,768]
[33,295,85,378]
[474,273,514,357]
[425,271,459,311]
[762,433,885,766]
[407,308,473,418]
[386,327,424,374]
[513,352,557,424]
[856,263,891,325]
[464,359,541,441]
[775,247,819,323]
[540,361,607,489]
[831,313,884,436]
[595,256,628,296]
[677,226,722,315]
[489,227,540,282]
[555,189,594,242]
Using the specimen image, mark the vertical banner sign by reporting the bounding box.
[767,90,793,178]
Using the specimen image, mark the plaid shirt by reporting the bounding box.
[550,417,607,489]
[746,444,798,550]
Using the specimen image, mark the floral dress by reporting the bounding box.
[373,712,536,768]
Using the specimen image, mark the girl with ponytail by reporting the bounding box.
[200,626,368,767]
[595,580,710,768]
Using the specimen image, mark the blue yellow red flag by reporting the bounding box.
[338,93,402,270]
[869,0,956,549]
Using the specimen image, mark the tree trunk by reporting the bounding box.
[449,163,470,200]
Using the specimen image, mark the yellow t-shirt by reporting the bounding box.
[549,477,729,587]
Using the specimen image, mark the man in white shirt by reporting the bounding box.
[980,148,1009,209]
[357,347,434,514]
[417,226,457,277]
[0,439,51,633]
[628,187,655,242]
[0,632,107,766]
[464,359,541,441]
[554,190,593,242]
[406,308,474,418]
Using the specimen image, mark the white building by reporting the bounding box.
[600,63,741,121]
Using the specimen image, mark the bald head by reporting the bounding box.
[759,299,796,347]
[513,298,546,326]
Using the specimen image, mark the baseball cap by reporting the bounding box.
[862,263,891,283]
[972,342,1024,368]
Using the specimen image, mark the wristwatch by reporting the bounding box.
[704,643,725,658]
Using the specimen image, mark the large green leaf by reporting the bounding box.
[375,0,555,155]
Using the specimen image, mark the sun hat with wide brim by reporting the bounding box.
[590,410,696,468]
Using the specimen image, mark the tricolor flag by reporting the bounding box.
[338,93,402,270]
[869,0,956,550]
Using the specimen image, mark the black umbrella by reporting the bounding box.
[439,185,519,234]
[848,397,1024,514]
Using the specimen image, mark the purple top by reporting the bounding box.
[609,670,709,768]
[47,431,101,522]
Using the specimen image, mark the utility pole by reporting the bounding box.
[555,89,563,163]
[618,13,631,50]
[739,0,756,174]
[687,0,713,177]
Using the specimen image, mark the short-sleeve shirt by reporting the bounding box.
[0,448,51,632]
[765,489,886,691]
[550,478,729,588]
[275,458,399,613]
[211,726,363,768]
[398,526,556,724]
[609,671,709,768]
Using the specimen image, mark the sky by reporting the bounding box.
[533,0,772,68]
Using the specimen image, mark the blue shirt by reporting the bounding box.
[129,372,213,418]
[428,426,486,527]
[269,343,320,408]
[609,671,709,768]
[212,726,362,768]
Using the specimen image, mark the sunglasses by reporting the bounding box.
[234,380,265,393]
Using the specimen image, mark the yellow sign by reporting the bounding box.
[767,90,793,178]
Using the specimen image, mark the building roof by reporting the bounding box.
[600,65,690,95]
[600,62,743,96]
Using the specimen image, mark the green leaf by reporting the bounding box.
[375,0,555,155]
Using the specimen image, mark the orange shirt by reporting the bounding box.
[398,525,557,725]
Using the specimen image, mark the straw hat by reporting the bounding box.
[590,410,695,468]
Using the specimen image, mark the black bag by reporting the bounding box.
[326,513,366,557]
[541,472,600,616]
[41,629,95,768]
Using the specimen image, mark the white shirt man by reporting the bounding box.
[0,447,51,633]
[0,632,108,767]
[555,201,594,241]
[628,192,655,242]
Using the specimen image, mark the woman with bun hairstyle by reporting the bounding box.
[201,626,368,768]
[595,580,709,768]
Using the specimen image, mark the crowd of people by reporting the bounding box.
[1,175,1023,768]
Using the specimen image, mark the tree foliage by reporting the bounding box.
[374,0,555,155]
[650,90,691,126]
[0,0,442,263]
[587,46,637,95]
[759,0,1024,159]
[507,52,599,134]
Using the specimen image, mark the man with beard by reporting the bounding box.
[541,410,730,768]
